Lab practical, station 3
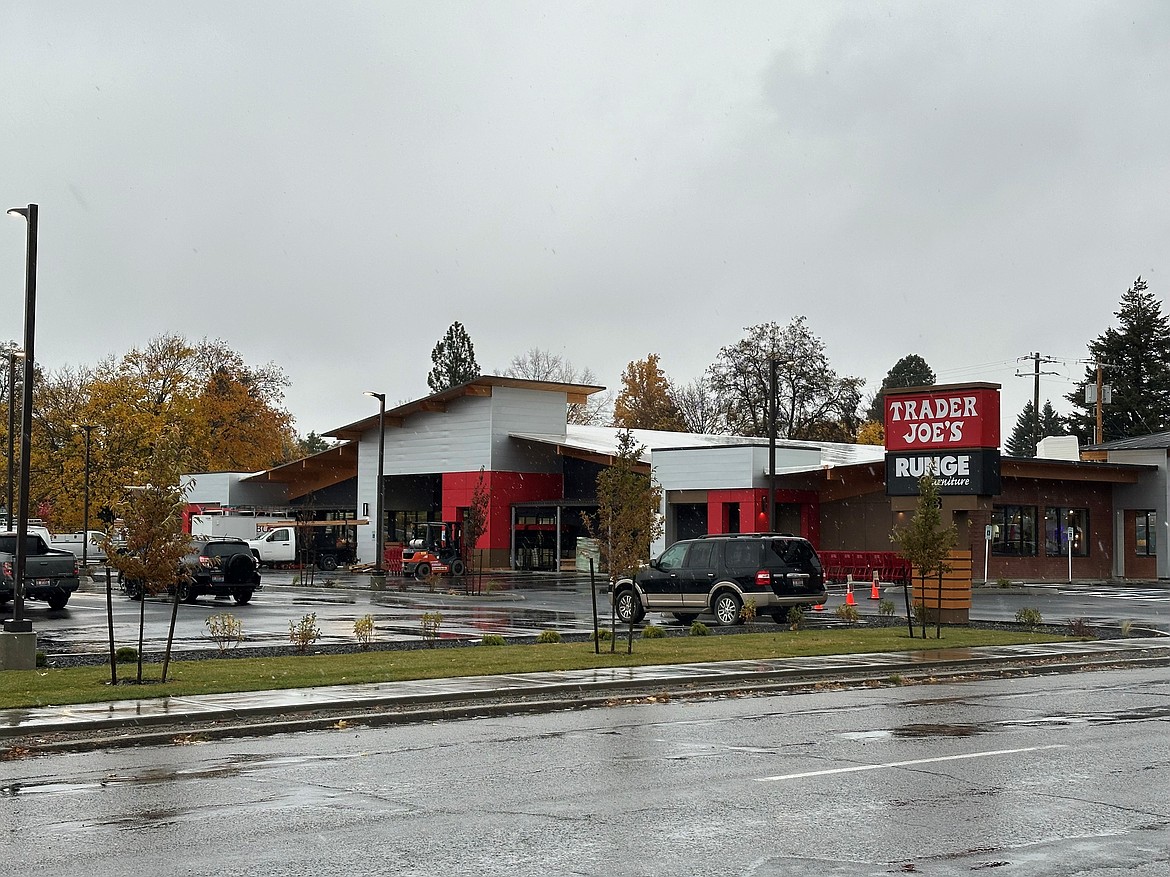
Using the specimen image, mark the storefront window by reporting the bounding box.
[1136,511,1157,557]
[991,505,1037,556]
[1045,507,1088,557]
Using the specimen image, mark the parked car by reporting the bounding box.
[0,531,81,610]
[122,537,261,605]
[611,533,827,626]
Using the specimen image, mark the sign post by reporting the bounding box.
[984,524,992,584]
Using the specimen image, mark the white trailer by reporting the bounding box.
[189,514,286,541]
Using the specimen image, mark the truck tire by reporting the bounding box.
[177,581,198,604]
[233,589,253,605]
[46,593,69,610]
[125,580,144,601]
[450,558,466,576]
[318,553,339,571]
[415,562,432,580]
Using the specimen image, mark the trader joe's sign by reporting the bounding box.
[884,385,1000,452]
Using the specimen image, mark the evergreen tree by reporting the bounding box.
[865,354,936,423]
[1005,401,1066,457]
[613,354,686,431]
[1066,277,1170,443]
[427,321,480,393]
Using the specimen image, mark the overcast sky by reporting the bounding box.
[3,2,1168,441]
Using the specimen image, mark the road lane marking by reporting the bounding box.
[756,744,1067,782]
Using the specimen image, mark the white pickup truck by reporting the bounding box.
[50,529,108,563]
[247,524,357,571]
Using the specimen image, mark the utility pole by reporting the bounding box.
[1095,360,1104,445]
[1015,352,1059,456]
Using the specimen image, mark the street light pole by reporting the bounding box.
[364,391,386,575]
[4,347,22,531]
[768,357,777,533]
[75,424,95,569]
[6,203,37,634]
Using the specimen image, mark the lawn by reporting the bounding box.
[0,626,1073,710]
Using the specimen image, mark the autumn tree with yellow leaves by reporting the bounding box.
[11,334,298,532]
[612,354,686,431]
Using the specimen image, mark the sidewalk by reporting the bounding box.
[4,637,1168,742]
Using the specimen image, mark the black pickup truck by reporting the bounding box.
[0,532,81,610]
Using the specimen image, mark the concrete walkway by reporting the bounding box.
[3,637,1168,740]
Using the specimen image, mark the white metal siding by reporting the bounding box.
[489,386,570,473]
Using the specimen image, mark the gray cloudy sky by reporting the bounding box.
[3,2,1168,440]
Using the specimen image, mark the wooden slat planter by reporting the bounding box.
[910,550,972,624]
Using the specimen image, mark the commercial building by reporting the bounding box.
[183,376,1164,582]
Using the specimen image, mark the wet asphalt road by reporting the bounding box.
[1,664,1166,876]
[22,570,1170,657]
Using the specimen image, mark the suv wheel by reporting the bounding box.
[712,591,743,626]
[614,586,645,624]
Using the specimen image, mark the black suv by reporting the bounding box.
[123,538,261,605]
[612,533,826,626]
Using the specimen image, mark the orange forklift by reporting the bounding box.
[401,521,466,578]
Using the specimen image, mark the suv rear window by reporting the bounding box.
[723,540,761,568]
[197,541,248,560]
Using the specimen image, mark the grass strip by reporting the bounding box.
[0,627,1072,710]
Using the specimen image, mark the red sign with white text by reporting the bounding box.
[884,385,1000,452]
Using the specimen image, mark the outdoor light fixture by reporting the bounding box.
[364,391,387,575]
[5,204,37,634]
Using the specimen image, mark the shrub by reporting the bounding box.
[536,629,561,644]
[739,598,757,624]
[480,634,506,646]
[114,646,138,664]
[1066,617,1094,638]
[1015,607,1042,630]
[689,621,710,636]
[289,613,321,653]
[642,624,665,639]
[353,614,375,649]
[887,673,907,686]
[996,577,1012,588]
[205,613,244,655]
[420,611,443,647]
[34,650,46,668]
[878,599,895,617]
[595,628,613,642]
[787,606,805,630]
[912,601,928,624]
[835,603,860,624]
[1120,619,1134,638]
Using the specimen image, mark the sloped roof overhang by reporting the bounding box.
[241,441,358,500]
[325,376,605,441]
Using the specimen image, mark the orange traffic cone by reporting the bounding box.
[869,570,881,600]
[845,574,856,606]
[812,598,825,611]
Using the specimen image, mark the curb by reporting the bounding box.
[6,644,1168,753]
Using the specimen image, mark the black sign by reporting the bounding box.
[885,449,1001,496]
